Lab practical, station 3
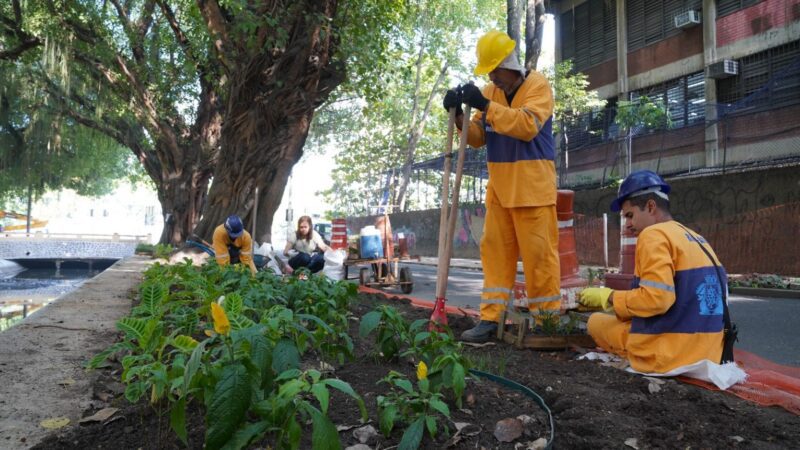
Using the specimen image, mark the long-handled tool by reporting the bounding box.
[431,103,471,329]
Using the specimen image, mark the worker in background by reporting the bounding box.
[444,30,560,343]
[578,170,730,373]
[212,215,257,276]
[283,215,331,274]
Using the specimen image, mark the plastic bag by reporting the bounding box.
[322,249,347,281]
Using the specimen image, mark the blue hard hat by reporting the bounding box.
[224,215,244,238]
[610,170,671,212]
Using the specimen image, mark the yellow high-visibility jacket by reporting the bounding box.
[212,224,256,274]
[466,71,556,208]
[613,221,725,373]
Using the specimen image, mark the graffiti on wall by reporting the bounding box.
[453,204,486,248]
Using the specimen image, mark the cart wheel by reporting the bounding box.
[359,268,370,286]
[399,267,413,294]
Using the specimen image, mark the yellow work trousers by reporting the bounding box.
[479,191,561,323]
[586,313,630,358]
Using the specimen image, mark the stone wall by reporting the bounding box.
[0,240,137,260]
[348,165,800,275]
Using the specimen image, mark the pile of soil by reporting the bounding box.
[36,292,800,449]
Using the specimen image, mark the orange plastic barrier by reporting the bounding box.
[330,218,348,250]
[514,190,587,310]
[679,349,800,415]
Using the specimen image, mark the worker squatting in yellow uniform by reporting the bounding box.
[212,223,257,276]
[589,221,725,373]
[465,70,561,323]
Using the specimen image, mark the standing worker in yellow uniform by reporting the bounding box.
[579,170,732,373]
[444,30,560,343]
[212,215,257,276]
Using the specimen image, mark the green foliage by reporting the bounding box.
[316,0,505,215]
[87,261,365,449]
[153,244,175,260]
[377,371,451,445]
[615,95,671,131]
[542,60,608,134]
[361,305,471,406]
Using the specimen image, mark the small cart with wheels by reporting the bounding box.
[344,255,416,294]
[343,205,416,294]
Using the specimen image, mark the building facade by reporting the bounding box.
[554,0,800,186]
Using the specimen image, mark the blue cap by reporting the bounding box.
[224,215,244,238]
[610,170,671,212]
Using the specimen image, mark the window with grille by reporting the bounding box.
[627,0,702,51]
[717,41,800,114]
[560,0,616,72]
[629,70,706,131]
[717,0,762,18]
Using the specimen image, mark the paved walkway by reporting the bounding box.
[0,256,148,449]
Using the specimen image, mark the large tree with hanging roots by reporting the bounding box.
[1,0,403,244]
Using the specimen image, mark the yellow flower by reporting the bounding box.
[416,361,428,380]
[211,303,231,336]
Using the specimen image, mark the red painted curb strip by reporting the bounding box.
[357,286,480,318]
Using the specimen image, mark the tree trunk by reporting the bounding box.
[524,0,546,71]
[507,0,521,47]
[193,0,343,243]
[157,168,210,244]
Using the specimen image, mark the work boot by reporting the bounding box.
[460,320,498,343]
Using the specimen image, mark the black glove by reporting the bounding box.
[461,83,489,111]
[442,87,463,116]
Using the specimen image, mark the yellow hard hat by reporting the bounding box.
[474,30,516,75]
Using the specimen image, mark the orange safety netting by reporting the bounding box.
[679,349,800,415]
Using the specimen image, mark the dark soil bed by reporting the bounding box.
[36,292,800,449]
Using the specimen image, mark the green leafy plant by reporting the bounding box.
[615,95,671,131]
[359,305,414,360]
[88,260,365,449]
[153,243,175,259]
[376,365,451,449]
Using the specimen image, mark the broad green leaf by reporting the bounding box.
[287,418,302,450]
[310,383,330,414]
[358,311,381,337]
[428,397,450,417]
[395,378,413,393]
[170,397,187,445]
[278,379,305,399]
[116,317,148,344]
[425,415,437,437]
[322,378,367,421]
[301,403,342,450]
[221,420,270,450]
[183,340,207,395]
[272,338,300,374]
[379,404,397,436]
[171,335,199,353]
[205,363,253,450]
[86,341,133,369]
[398,417,425,450]
[224,292,244,315]
[275,368,303,382]
[413,331,431,344]
[124,381,145,403]
[452,363,466,400]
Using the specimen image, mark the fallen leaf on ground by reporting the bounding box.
[57,378,75,386]
[643,376,666,385]
[648,382,662,394]
[79,408,118,424]
[624,437,639,449]
[353,425,378,444]
[494,417,523,443]
[40,417,70,429]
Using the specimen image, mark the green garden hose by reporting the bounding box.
[468,369,554,449]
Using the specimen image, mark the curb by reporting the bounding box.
[730,287,800,299]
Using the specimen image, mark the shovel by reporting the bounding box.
[431,103,471,330]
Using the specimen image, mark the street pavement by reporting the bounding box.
[347,257,800,368]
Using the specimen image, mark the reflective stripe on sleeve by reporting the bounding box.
[639,279,675,292]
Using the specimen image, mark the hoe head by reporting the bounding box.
[429,296,449,331]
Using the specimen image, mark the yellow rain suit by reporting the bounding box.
[588,221,725,373]
[212,224,257,275]
[465,71,560,322]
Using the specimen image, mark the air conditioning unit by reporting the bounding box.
[708,59,739,79]
[674,10,702,29]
